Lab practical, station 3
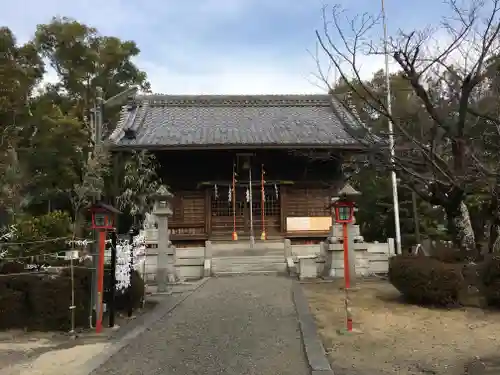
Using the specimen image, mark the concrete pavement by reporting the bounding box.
[91,276,309,375]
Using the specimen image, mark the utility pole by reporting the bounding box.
[381,0,402,254]
[89,86,138,327]
[90,87,103,328]
[95,87,104,146]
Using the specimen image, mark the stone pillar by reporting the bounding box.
[204,240,212,277]
[204,240,213,259]
[388,238,395,256]
[284,239,292,259]
[152,186,177,293]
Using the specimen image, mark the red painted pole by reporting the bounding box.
[232,164,237,241]
[261,165,266,240]
[96,230,106,333]
[343,222,353,331]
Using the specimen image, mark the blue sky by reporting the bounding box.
[1,0,447,94]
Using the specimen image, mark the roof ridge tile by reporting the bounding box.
[133,94,332,107]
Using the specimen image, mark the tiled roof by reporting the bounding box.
[108,94,367,149]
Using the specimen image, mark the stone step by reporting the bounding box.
[212,263,286,270]
[211,241,284,251]
[212,256,284,264]
[211,249,284,258]
[213,271,285,277]
[212,262,286,273]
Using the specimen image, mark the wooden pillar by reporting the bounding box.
[280,185,287,235]
[204,188,212,238]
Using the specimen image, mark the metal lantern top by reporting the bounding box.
[337,183,361,199]
[89,202,121,230]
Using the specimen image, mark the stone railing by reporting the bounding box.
[140,229,208,283]
[286,223,395,280]
[320,240,394,278]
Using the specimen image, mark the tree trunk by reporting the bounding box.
[446,201,476,254]
[489,221,500,253]
[72,210,87,239]
[487,189,500,253]
[470,202,488,254]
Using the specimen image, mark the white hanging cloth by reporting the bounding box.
[245,188,250,203]
[214,184,219,199]
[274,184,279,199]
[228,185,232,202]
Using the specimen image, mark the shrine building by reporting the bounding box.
[108,94,365,245]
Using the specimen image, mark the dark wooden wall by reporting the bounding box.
[154,149,342,242]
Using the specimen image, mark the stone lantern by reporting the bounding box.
[151,185,177,292]
[324,183,362,282]
[329,183,362,242]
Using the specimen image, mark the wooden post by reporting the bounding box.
[280,185,286,234]
[205,188,211,237]
[127,227,137,317]
[248,163,255,246]
[96,230,106,334]
[232,163,238,240]
[108,230,117,328]
[260,165,266,240]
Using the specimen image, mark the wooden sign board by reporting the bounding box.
[286,217,332,232]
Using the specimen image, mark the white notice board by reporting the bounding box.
[286,217,332,232]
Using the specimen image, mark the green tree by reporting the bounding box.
[351,167,448,247]
[18,98,89,211]
[117,151,161,224]
[317,1,500,255]
[0,27,44,219]
[34,17,150,126]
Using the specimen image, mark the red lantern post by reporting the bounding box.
[232,164,238,241]
[260,165,267,241]
[89,202,121,334]
[333,200,355,332]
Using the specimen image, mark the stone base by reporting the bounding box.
[167,273,178,283]
[298,256,319,280]
[336,327,363,335]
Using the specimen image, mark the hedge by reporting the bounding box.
[389,253,500,308]
[482,256,500,305]
[0,261,145,331]
[389,255,464,306]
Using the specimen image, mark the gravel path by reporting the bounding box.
[92,276,308,375]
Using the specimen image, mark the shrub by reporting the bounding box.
[0,261,25,274]
[482,256,500,305]
[6,211,72,257]
[0,262,145,331]
[0,270,92,331]
[104,269,145,312]
[118,270,145,310]
[28,275,75,331]
[389,255,464,306]
[431,244,467,263]
[0,289,25,329]
[390,253,500,309]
